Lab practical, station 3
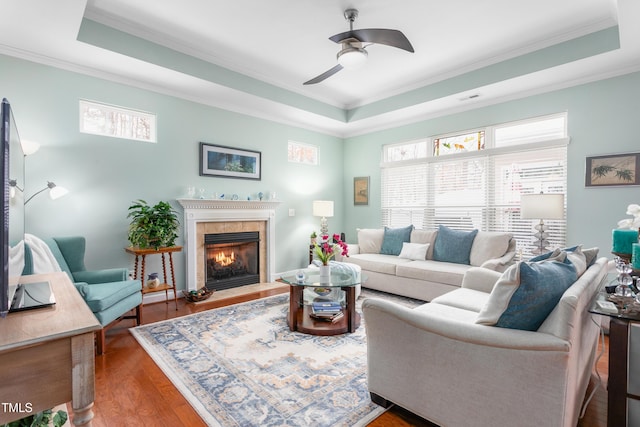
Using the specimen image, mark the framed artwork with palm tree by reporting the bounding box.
[586,152,640,187]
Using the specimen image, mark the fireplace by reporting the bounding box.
[204,231,260,291]
[178,199,281,293]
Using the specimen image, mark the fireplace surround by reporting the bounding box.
[178,199,280,292]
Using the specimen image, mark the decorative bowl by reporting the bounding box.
[182,287,214,303]
[314,287,332,296]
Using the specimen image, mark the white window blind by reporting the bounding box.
[382,115,567,258]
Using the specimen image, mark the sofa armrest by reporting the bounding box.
[363,298,568,350]
[73,268,128,284]
[480,249,516,272]
[460,267,503,293]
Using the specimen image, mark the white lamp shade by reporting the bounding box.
[49,184,69,200]
[520,193,564,220]
[20,139,40,156]
[313,200,334,217]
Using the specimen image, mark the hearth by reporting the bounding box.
[204,231,260,291]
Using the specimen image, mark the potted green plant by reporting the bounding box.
[2,408,68,427]
[127,200,180,249]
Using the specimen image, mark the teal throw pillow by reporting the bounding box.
[432,225,478,265]
[380,225,414,255]
[495,259,577,331]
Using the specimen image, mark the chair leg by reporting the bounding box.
[136,304,142,325]
[96,329,106,355]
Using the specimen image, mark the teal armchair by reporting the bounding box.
[24,236,142,355]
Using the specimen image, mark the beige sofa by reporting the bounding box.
[363,250,608,427]
[340,227,516,301]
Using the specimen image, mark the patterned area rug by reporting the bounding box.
[130,289,422,427]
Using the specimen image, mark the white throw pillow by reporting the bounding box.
[398,242,430,260]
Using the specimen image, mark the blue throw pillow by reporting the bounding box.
[432,225,478,265]
[495,259,577,331]
[380,225,414,255]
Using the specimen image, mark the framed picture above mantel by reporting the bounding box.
[585,152,640,187]
[199,142,261,180]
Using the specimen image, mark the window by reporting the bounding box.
[79,100,157,142]
[382,114,568,257]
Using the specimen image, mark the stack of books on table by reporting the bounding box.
[310,301,344,322]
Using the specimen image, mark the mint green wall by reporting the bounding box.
[343,71,640,260]
[0,55,344,286]
[4,51,639,282]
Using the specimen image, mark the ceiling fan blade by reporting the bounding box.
[303,64,344,85]
[329,28,414,52]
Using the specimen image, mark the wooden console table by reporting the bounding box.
[125,246,182,310]
[0,272,101,426]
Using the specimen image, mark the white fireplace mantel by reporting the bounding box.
[177,198,281,291]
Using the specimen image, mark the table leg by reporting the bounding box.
[70,333,95,426]
[344,286,357,332]
[169,252,178,310]
[608,318,629,427]
[140,255,146,288]
[288,286,301,331]
[132,255,139,280]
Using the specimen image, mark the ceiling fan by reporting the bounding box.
[303,8,415,85]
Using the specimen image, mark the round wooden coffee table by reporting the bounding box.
[281,269,362,336]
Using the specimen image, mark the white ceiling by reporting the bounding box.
[1,0,639,137]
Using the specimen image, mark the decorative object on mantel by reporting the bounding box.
[199,142,261,180]
[182,286,214,303]
[127,200,180,250]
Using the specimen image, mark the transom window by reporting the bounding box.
[381,113,568,257]
[79,100,157,143]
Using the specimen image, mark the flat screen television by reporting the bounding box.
[1,98,25,318]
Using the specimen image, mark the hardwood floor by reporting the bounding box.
[79,285,609,426]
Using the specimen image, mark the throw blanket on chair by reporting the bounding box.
[24,234,61,274]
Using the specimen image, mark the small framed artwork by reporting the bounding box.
[354,176,369,205]
[200,142,261,180]
[287,140,318,165]
[585,152,640,187]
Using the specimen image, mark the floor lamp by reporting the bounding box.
[520,193,564,255]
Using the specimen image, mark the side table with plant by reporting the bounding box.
[313,234,349,280]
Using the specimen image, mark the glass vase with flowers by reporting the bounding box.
[313,234,348,281]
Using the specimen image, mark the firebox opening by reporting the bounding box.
[204,231,260,291]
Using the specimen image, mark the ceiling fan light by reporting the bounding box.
[337,47,368,69]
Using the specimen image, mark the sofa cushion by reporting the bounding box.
[380,225,414,255]
[432,225,478,265]
[346,253,412,275]
[431,288,491,313]
[356,228,384,254]
[469,231,513,267]
[476,257,578,331]
[76,279,142,313]
[410,229,438,260]
[399,242,430,261]
[396,260,471,286]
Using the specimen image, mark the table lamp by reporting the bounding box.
[520,192,564,255]
[313,200,334,235]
